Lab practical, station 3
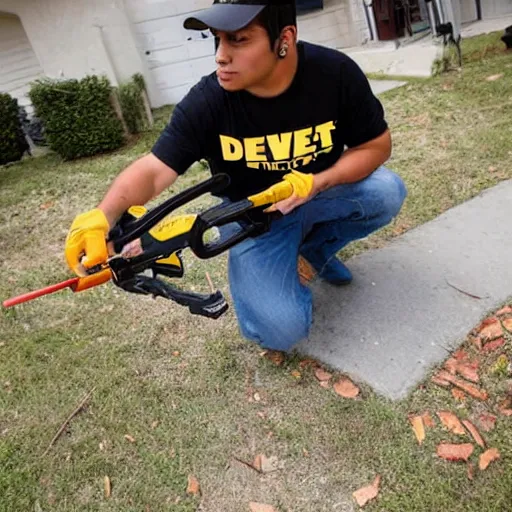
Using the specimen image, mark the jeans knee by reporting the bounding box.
[239,304,311,352]
[367,167,407,220]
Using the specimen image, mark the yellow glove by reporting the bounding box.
[282,170,314,199]
[65,208,110,276]
[248,170,314,208]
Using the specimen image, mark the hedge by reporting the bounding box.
[29,75,124,160]
[118,73,149,135]
[0,93,29,166]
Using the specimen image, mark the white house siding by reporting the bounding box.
[126,0,369,106]
[480,0,512,19]
[459,0,478,23]
[0,13,43,115]
[0,0,161,107]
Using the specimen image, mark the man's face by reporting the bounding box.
[212,22,278,92]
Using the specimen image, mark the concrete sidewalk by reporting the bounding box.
[297,180,512,400]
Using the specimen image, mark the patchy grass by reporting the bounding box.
[1,32,511,512]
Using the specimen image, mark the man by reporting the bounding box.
[65,0,407,353]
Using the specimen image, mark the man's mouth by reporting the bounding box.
[217,70,237,81]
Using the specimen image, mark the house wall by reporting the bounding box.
[0,0,160,106]
[0,12,43,114]
[459,0,478,23]
[480,0,512,19]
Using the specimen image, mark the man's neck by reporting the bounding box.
[246,47,299,98]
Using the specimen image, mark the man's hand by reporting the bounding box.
[65,208,110,276]
[265,170,316,215]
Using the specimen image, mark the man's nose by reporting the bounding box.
[215,37,230,65]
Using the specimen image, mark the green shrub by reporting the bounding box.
[29,75,124,160]
[0,93,28,166]
[118,73,149,134]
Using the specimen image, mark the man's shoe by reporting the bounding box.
[298,255,352,286]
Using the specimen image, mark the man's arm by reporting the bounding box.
[314,129,391,193]
[98,153,179,227]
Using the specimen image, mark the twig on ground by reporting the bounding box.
[232,456,261,474]
[446,280,483,300]
[43,387,96,456]
[205,272,216,293]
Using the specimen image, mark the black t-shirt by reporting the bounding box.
[152,41,388,202]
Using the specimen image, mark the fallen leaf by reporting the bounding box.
[252,454,281,473]
[124,434,136,443]
[262,350,285,366]
[503,318,512,332]
[467,462,475,480]
[431,373,451,388]
[478,319,503,340]
[422,412,435,428]
[409,415,425,444]
[253,392,261,402]
[299,358,319,369]
[436,443,474,462]
[40,201,54,210]
[437,411,466,435]
[478,414,497,432]
[104,476,111,499]
[314,368,333,382]
[496,305,512,316]
[479,448,500,470]
[485,73,503,81]
[451,388,467,401]
[352,475,381,508]
[249,503,277,512]
[436,370,488,400]
[482,337,505,352]
[319,380,330,389]
[291,370,301,379]
[186,474,200,495]
[462,420,486,448]
[333,378,360,399]
[172,351,180,357]
[498,396,512,416]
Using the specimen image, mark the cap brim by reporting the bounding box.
[184,4,265,32]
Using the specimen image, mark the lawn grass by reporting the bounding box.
[1,32,511,512]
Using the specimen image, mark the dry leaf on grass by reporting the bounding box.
[124,434,136,443]
[478,319,503,340]
[186,475,200,495]
[333,378,360,398]
[249,503,277,512]
[422,412,435,428]
[40,201,54,210]
[478,414,497,432]
[261,350,285,366]
[319,380,330,389]
[479,448,500,470]
[431,373,452,388]
[498,396,512,416]
[437,443,474,462]
[409,415,425,444]
[496,305,512,316]
[462,420,486,448]
[485,73,504,81]
[291,370,301,379]
[451,388,467,401]
[104,476,111,499]
[252,454,281,474]
[314,368,333,382]
[437,411,466,435]
[435,371,488,400]
[467,462,475,480]
[299,358,319,369]
[503,318,512,332]
[352,475,381,508]
[482,338,505,352]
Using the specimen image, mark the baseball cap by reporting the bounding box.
[184,0,292,32]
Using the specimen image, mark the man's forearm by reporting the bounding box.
[314,130,392,193]
[98,154,178,227]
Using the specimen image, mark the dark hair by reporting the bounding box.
[255,4,297,50]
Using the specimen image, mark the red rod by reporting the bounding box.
[2,278,80,308]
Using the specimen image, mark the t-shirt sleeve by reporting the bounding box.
[339,56,388,148]
[151,82,215,174]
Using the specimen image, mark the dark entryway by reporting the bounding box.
[372,0,431,40]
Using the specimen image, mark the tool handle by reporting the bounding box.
[108,173,230,252]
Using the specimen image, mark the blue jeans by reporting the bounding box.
[224,166,407,352]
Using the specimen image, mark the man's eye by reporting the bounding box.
[230,36,248,43]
